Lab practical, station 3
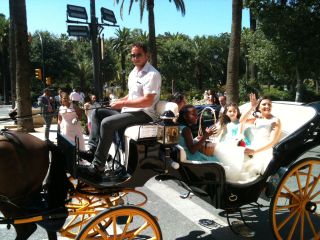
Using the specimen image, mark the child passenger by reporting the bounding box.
[214,102,251,182]
[177,105,218,162]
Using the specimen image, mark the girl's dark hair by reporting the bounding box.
[219,102,241,127]
[177,104,195,126]
[84,95,91,103]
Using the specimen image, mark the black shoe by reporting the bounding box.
[78,148,96,161]
[104,166,128,181]
[78,163,104,176]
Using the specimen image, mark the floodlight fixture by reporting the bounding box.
[101,7,117,24]
[67,4,88,21]
[67,25,89,38]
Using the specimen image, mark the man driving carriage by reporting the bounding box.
[79,42,162,180]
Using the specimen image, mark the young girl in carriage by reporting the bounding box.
[215,93,282,182]
[177,104,218,161]
[214,101,251,182]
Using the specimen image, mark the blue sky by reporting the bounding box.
[1,0,249,38]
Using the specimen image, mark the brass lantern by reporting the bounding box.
[157,110,179,146]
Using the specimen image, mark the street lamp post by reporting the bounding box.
[90,0,101,100]
[66,1,118,101]
[37,32,45,86]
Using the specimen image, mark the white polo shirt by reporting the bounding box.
[122,62,162,120]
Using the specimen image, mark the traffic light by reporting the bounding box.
[46,77,52,85]
[35,68,42,80]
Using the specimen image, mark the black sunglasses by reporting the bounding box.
[130,53,143,58]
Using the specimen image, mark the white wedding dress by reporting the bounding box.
[215,117,277,183]
[214,121,248,182]
[242,116,278,178]
[59,103,85,151]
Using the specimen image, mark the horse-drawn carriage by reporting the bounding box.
[0,100,319,239]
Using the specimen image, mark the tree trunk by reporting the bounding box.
[9,2,16,108]
[120,53,126,92]
[147,0,157,68]
[295,65,302,102]
[10,0,34,131]
[226,0,242,104]
[0,28,10,104]
[249,8,257,81]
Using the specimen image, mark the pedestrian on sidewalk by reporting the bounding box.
[38,88,55,141]
[83,95,93,135]
[58,92,85,151]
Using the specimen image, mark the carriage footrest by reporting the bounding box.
[77,172,131,189]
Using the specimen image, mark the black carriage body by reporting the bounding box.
[271,107,320,172]
[58,101,320,210]
[170,147,267,210]
[170,101,320,210]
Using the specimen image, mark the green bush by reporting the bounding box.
[261,87,293,101]
[301,88,320,103]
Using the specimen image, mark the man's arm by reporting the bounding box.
[111,94,155,110]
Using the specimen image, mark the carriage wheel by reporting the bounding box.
[76,206,162,240]
[60,189,148,238]
[270,158,320,240]
[60,194,104,238]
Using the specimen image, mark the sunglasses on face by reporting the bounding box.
[130,53,143,59]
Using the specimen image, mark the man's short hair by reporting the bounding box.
[43,88,50,93]
[132,42,148,53]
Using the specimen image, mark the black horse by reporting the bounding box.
[0,129,71,240]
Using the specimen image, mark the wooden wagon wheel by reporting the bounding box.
[270,158,320,240]
[76,206,162,240]
[60,185,148,238]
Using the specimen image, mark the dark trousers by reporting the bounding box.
[43,114,53,140]
[89,108,152,167]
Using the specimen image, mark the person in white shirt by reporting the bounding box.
[79,42,162,179]
[219,95,227,115]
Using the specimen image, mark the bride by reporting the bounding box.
[241,94,282,179]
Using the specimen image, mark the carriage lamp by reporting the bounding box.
[157,110,180,171]
[157,110,179,146]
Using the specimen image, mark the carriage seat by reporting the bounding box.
[176,102,317,183]
[124,101,179,141]
[240,101,316,141]
[108,101,178,169]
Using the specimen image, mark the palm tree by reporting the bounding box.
[10,0,34,131]
[77,60,92,91]
[115,0,186,68]
[110,27,132,92]
[0,15,10,104]
[226,0,243,104]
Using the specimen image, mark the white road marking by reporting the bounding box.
[145,180,228,233]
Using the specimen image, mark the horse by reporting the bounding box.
[0,129,71,240]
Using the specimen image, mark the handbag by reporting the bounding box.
[197,107,217,156]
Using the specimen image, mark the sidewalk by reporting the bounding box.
[0,104,89,145]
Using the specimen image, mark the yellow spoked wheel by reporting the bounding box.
[60,188,148,238]
[270,158,320,240]
[76,206,162,240]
